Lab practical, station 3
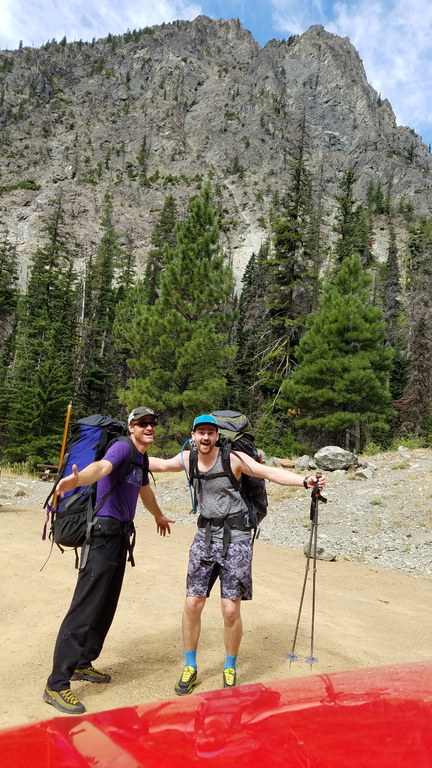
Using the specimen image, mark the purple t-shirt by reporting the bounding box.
[95,439,148,522]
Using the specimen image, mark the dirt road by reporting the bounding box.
[1,501,431,730]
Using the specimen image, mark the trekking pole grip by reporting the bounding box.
[310,471,327,519]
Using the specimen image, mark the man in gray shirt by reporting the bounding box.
[149,414,325,695]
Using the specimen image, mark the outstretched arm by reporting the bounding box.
[56,459,113,497]
[139,484,175,536]
[148,453,187,473]
[231,452,325,490]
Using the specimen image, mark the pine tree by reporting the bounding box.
[143,195,178,304]
[281,254,394,452]
[117,183,235,453]
[0,222,19,453]
[381,222,408,401]
[6,203,78,462]
[396,217,432,438]
[77,196,131,415]
[334,168,373,267]
[233,242,270,416]
[262,119,316,393]
[0,221,18,345]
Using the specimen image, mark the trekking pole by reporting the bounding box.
[40,403,73,571]
[52,402,72,508]
[285,472,327,668]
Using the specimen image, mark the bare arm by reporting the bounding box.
[148,453,187,473]
[231,452,326,490]
[139,484,175,536]
[56,459,113,497]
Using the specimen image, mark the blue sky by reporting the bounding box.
[1,0,431,147]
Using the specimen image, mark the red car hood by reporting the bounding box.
[1,661,432,767]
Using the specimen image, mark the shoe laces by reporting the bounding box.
[60,688,81,704]
[78,665,100,675]
[224,668,236,685]
[181,665,196,682]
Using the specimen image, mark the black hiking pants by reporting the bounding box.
[47,524,129,691]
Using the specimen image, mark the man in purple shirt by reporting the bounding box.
[43,406,174,715]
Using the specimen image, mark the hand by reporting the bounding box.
[56,464,79,497]
[305,474,326,490]
[155,514,176,536]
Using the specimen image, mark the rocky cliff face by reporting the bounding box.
[1,16,430,285]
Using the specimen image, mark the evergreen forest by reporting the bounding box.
[0,168,431,467]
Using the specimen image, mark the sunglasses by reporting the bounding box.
[135,420,158,428]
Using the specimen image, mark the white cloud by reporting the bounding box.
[0,0,202,49]
[269,0,432,143]
[328,0,432,136]
[270,0,322,36]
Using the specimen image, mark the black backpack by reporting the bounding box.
[187,410,268,544]
[42,415,145,568]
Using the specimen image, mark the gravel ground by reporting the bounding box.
[3,446,431,579]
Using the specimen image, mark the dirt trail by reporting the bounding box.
[1,501,431,730]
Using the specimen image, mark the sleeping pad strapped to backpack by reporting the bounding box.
[187,409,268,554]
[42,414,146,567]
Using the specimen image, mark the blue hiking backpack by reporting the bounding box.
[42,415,144,568]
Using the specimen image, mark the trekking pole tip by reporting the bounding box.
[285,653,299,663]
[305,656,319,668]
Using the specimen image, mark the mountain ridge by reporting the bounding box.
[0,16,430,285]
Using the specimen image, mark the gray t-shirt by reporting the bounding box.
[193,451,251,543]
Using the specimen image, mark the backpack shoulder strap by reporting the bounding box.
[188,444,198,481]
[114,434,135,460]
[219,441,241,491]
[115,434,152,484]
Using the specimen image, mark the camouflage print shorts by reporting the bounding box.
[186,533,253,601]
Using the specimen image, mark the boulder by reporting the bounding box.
[354,467,374,480]
[266,456,282,467]
[303,544,337,561]
[280,458,295,468]
[314,446,359,471]
[294,455,317,471]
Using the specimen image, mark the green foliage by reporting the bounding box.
[117,183,236,453]
[396,217,432,437]
[0,460,33,477]
[367,179,392,215]
[0,221,18,335]
[0,179,41,195]
[361,440,383,455]
[0,56,14,73]
[263,120,317,392]
[0,222,19,453]
[137,136,150,184]
[77,196,133,416]
[5,202,79,461]
[382,223,403,348]
[253,405,307,458]
[90,58,105,76]
[143,195,178,304]
[388,434,429,450]
[281,255,394,452]
[333,168,373,266]
[232,242,270,416]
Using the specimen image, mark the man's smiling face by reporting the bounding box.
[192,424,219,454]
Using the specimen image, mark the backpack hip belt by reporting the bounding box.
[91,517,136,566]
[197,512,251,557]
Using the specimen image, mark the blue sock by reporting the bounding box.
[224,654,237,670]
[184,649,197,669]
